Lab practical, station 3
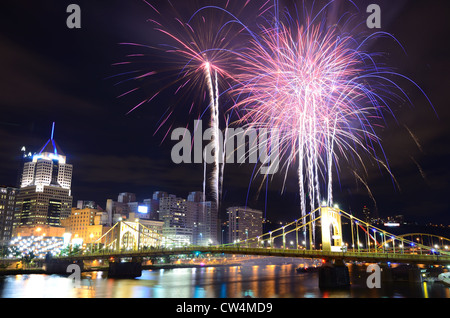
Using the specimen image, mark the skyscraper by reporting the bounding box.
[227,206,263,245]
[362,206,371,223]
[13,123,73,231]
[0,186,18,243]
[187,191,218,246]
[105,192,148,225]
[118,192,136,203]
[152,191,168,200]
[140,198,158,220]
[159,194,191,245]
[15,146,34,188]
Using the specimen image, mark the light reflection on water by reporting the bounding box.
[0,264,449,298]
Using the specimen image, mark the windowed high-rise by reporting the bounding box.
[187,191,218,246]
[0,186,18,243]
[15,146,34,188]
[227,206,263,244]
[159,194,191,245]
[13,123,73,231]
[362,206,371,223]
[118,192,136,204]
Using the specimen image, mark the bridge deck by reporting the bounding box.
[57,246,450,265]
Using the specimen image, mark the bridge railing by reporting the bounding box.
[56,244,450,266]
[224,207,450,258]
[59,207,450,261]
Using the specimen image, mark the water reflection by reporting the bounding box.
[0,264,449,298]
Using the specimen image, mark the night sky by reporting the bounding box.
[0,0,449,225]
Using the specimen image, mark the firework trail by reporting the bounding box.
[114,1,270,208]
[410,156,428,184]
[202,62,220,206]
[404,124,424,153]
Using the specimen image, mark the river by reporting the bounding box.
[0,263,449,298]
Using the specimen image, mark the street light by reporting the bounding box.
[89,233,94,253]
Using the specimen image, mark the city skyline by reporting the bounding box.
[0,1,449,226]
[1,1,450,303]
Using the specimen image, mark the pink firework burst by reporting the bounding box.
[230,11,430,222]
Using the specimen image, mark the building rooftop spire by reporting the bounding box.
[50,121,55,140]
[37,122,65,157]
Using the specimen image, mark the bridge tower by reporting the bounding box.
[318,207,349,289]
[320,207,343,252]
[117,221,140,250]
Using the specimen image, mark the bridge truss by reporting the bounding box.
[63,207,450,265]
[229,207,450,257]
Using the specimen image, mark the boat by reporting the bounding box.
[437,273,450,287]
[296,267,308,273]
[296,265,318,273]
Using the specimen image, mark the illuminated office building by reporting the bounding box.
[15,146,34,188]
[227,206,263,244]
[105,192,159,225]
[14,123,73,231]
[61,207,110,245]
[118,192,136,203]
[187,191,218,246]
[0,186,18,243]
[159,194,191,245]
[362,206,371,223]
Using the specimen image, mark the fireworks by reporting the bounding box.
[115,1,433,225]
[232,17,385,217]
[229,2,434,228]
[116,1,242,207]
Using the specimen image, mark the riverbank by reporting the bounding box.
[0,263,241,276]
[0,268,46,275]
[85,263,241,273]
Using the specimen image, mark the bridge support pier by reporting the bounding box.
[382,264,421,283]
[43,260,84,275]
[318,260,350,289]
[108,259,142,278]
[379,263,393,283]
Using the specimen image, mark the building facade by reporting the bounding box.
[0,186,18,243]
[14,126,73,231]
[105,191,162,226]
[227,206,263,244]
[159,194,191,245]
[61,207,110,245]
[76,200,97,209]
[118,192,136,203]
[186,191,218,246]
[362,205,371,223]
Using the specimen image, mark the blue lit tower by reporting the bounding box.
[14,123,73,229]
[186,191,218,246]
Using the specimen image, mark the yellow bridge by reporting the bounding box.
[57,206,450,266]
